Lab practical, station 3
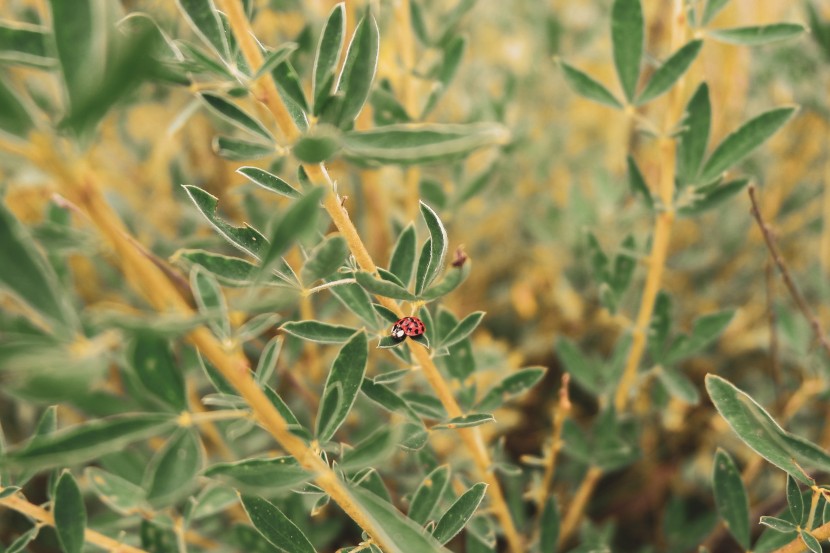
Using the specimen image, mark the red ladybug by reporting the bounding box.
[391,316,425,342]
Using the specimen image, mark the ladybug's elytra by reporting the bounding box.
[391,316,426,342]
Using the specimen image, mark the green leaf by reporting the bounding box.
[441,311,484,349]
[85,467,148,516]
[6,526,39,553]
[0,486,20,499]
[806,1,830,61]
[205,457,310,493]
[335,12,379,126]
[350,485,453,553]
[700,107,797,183]
[709,24,806,46]
[421,260,472,300]
[176,0,231,60]
[201,93,274,142]
[0,203,78,336]
[389,224,417,287]
[330,281,379,327]
[559,62,622,108]
[342,122,510,166]
[145,428,204,506]
[705,374,830,484]
[611,0,644,102]
[254,43,299,80]
[636,40,702,105]
[0,21,53,69]
[657,367,700,404]
[241,495,317,553]
[419,201,449,292]
[627,155,653,209]
[712,449,750,549]
[255,336,282,385]
[665,310,734,363]
[475,366,547,411]
[2,413,175,470]
[313,2,346,114]
[409,464,451,525]
[129,334,186,411]
[341,426,397,471]
[316,331,369,442]
[355,271,417,301]
[759,516,797,533]
[787,475,805,526]
[213,136,274,160]
[260,187,326,274]
[183,185,268,258]
[293,127,342,164]
[801,530,822,553]
[191,265,231,339]
[176,249,292,287]
[677,178,749,216]
[421,35,466,118]
[360,379,421,423]
[433,413,495,430]
[272,60,309,115]
[702,0,731,25]
[280,320,358,343]
[677,83,712,185]
[0,78,34,138]
[301,235,348,284]
[555,337,603,396]
[432,482,487,544]
[54,471,86,553]
[238,166,301,199]
[414,239,433,297]
[540,496,560,552]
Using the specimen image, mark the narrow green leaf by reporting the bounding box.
[432,482,487,544]
[636,40,703,105]
[145,429,204,506]
[658,368,700,404]
[273,60,309,114]
[260,187,326,274]
[705,374,830,484]
[281,320,358,343]
[201,93,274,142]
[6,526,39,553]
[237,166,301,199]
[350,485,453,553]
[315,331,369,442]
[373,303,401,325]
[85,467,148,516]
[301,235,348,284]
[176,0,231,60]
[419,201,448,292]
[213,136,274,160]
[421,35,466,118]
[801,530,822,553]
[360,379,421,423]
[130,334,186,411]
[414,239,432,296]
[205,457,310,493]
[254,43,299,79]
[611,0,644,101]
[313,3,346,114]
[3,414,175,470]
[330,281,378,327]
[665,310,734,363]
[702,0,731,25]
[0,203,78,336]
[409,465,451,525]
[293,128,342,164]
[342,122,510,166]
[355,271,417,301]
[191,265,231,338]
[709,24,806,46]
[559,62,623,108]
[787,475,805,526]
[475,366,547,411]
[713,449,750,549]
[540,496,560,552]
[759,516,797,533]
[0,21,53,69]
[255,336,282,385]
[389,224,417,287]
[0,486,20,499]
[241,495,317,553]
[335,12,379,126]
[54,471,86,553]
[0,78,33,138]
[677,178,749,216]
[421,260,472,300]
[700,107,797,183]
[627,155,653,209]
[433,413,495,430]
[441,311,485,349]
[341,427,397,471]
[183,184,268,258]
[806,1,830,61]
[677,83,711,185]
[555,337,602,396]
[176,249,292,287]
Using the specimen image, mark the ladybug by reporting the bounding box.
[391,316,426,342]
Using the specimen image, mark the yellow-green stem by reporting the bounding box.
[559,466,603,545]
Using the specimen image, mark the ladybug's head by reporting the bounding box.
[391,326,406,340]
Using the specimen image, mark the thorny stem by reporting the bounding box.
[0,489,148,553]
[748,186,830,360]
[218,1,524,551]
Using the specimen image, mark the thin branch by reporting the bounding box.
[748,185,830,359]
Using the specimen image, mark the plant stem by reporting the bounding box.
[538,373,571,510]
[559,466,603,544]
[0,489,148,553]
[772,521,830,553]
